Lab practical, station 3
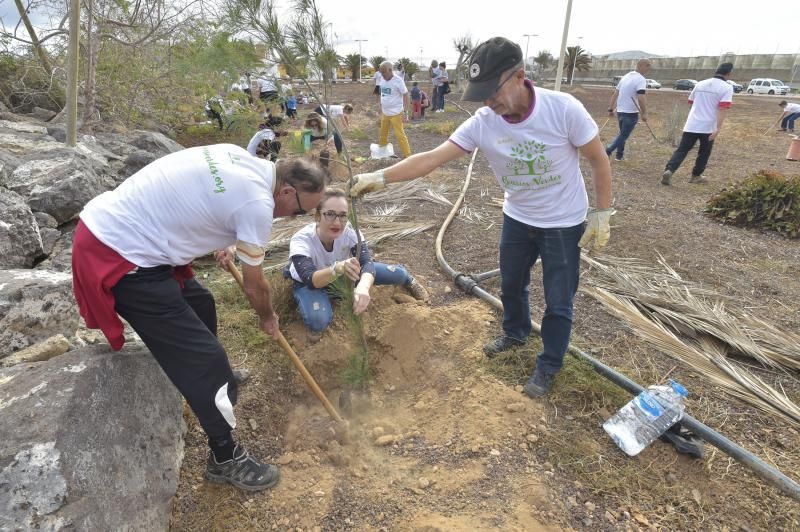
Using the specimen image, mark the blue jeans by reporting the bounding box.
[293,263,412,332]
[781,112,800,130]
[499,214,583,375]
[436,85,448,110]
[605,112,639,160]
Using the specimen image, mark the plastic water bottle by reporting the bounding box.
[603,379,689,456]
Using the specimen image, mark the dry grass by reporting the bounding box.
[419,120,459,136]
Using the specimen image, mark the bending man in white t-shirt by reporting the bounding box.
[375,61,412,158]
[349,37,612,398]
[661,62,733,185]
[72,145,326,492]
[286,188,429,342]
[605,58,651,161]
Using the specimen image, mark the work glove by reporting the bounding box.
[579,207,613,251]
[348,170,386,197]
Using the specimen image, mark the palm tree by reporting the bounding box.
[533,50,554,77]
[344,53,365,81]
[369,55,386,72]
[397,57,419,79]
[563,46,591,83]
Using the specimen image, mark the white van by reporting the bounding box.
[747,78,789,95]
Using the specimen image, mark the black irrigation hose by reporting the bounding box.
[434,97,800,501]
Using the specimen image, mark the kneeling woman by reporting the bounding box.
[286,188,428,338]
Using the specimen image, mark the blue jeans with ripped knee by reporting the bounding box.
[293,263,412,332]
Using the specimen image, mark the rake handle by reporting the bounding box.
[225,261,343,423]
[762,113,785,136]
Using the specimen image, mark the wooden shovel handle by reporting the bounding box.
[224,261,343,422]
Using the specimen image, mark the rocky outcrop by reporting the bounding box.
[0,188,43,268]
[0,346,185,531]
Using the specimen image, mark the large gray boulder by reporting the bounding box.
[7,150,114,224]
[0,269,79,357]
[34,227,74,272]
[0,187,44,268]
[130,130,184,155]
[0,346,185,531]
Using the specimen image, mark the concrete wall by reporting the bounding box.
[574,53,800,89]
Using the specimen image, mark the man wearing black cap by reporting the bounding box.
[661,62,734,185]
[348,37,612,398]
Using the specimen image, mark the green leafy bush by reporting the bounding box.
[705,170,800,238]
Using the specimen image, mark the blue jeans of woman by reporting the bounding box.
[499,213,583,376]
[605,112,639,160]
[436,85,448,110]
[293,263,412,332]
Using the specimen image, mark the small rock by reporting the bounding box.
[582,518,593,527]
[444,285,452,293]
[633,513,650,526]
[392,293,418,305]
[526,434,539,443]
[276,452,294,465]
[314,490,325,497]
[1,334,70,367]
[249,418,258,431]
[489,449,501,456]
[543,461,553,471]
[418,477,430,489]
[505,402,525,413]
[470,445,480,453]
[666,472,678,483]
[514,385,523,393]
[585,501,596,512]
[372,426,385,437]
[375,435,396,446]
[413,400,427,411]
[567,496,577,507]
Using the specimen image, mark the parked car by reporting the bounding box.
[646,79,661,89]
[674,79,697,91]
[726,80,743,93]
[746,78,789,95]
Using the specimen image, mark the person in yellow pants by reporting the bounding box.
[375,61,412,158]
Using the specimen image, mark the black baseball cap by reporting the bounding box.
[462,37,524,102]
[715,62,733,75]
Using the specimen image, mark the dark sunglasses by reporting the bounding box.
[293,188,306,215]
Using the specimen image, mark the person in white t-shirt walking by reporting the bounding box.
[605,59,651,161]
[778,100,800,133]
[662,63,734,185]
[375,61,412,158]
[349,37,612,398]
[72,145,326,492]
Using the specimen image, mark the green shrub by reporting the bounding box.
[705,170,800,238]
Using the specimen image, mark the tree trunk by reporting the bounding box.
[82,0,98,127]
[65,0,80,146]
[13,0,53,76]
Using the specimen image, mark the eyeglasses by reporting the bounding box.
[292,188,307,216]
[493,69,517,96]
[321,211,348,223]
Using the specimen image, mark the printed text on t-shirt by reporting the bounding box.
[500,138,561,191]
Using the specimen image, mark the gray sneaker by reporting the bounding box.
[689,175,708,184]
[206,445,280,492]
[522,366,556,398]
[405,278,429,301]
[661,169,673,186]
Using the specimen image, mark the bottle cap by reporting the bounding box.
[669,379,688,398]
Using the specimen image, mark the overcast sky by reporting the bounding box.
[3,0,798,66]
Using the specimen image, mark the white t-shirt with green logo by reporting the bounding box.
[80,144,275,267]
[449,85,597,228]
[377,75,408,116]
[287,222,363,283]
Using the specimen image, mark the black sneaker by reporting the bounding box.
[483,335,525,357]
[206,445,280,491]
[522,366,556,398]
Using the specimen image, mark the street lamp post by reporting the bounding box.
[523,34,538,78]
[570,36,583,86]
[355,39,367,82]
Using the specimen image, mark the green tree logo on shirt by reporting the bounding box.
[501,139,560,190]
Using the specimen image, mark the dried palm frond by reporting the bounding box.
[582,253,800,372]
[265,218,436,255]
[372,203,408,219]
[361,180,451,206]
[587,287,800,428]
[458,205,487,223]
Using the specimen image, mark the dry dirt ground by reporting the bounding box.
[171,82,800,531]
